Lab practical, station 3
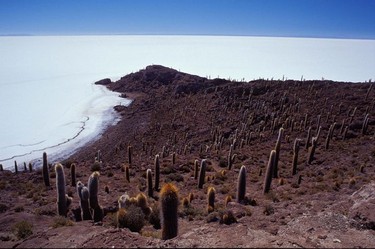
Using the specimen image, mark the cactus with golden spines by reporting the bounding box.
[42,152,50,187]
[207,187,216,213]
[160,183,179,240]
[237,165,246,203]
[263,150,276,194]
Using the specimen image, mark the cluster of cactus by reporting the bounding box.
[77,181,92,220]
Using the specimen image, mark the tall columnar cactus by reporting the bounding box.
[160,183,179,240]
[307,136,318,164]
[154,154,160,191]
[14,161,18,174]
[128,145,132,165]
[88,171,103,222]
[362,114,369,135]
[316,126,322,143]
[227,144,236,170]
[193,159,199,180]
[305,127,312,150]
[273,127,284,178]
[263,150,276,194]
[70,163,76,187]
[42,152,50,187]
[291,139,300,176]
[55,163,67,217]
[125,165,130,182]
[0,164,3,171]
[28,162,33,172]
[172,152,176,165]
[237,165,246,203]
[198,159,207,189]
[207,186,216,213]
[146,168,153,197]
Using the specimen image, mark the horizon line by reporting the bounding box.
[1,33,374,41]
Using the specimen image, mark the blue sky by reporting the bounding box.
[0,0,374,39]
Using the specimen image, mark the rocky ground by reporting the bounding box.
[0,65,374,248]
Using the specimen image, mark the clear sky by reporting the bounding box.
[0,0,374,39]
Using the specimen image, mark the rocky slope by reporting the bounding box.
[0,65,374,248]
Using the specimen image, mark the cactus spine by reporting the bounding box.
[160,183,179,240]
[146,168,153,197]
[55,163,67,216]
[291,139,300,176]
[70,163,76,187]
[42,152,50,187]
[237,165,247,203]
[263,150,276,194]
[198,159,207,189]
[154,154,160,191]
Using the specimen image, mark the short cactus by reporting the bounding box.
[160,183,179,240]
[55,163,67,216]
[237,165,246,203]
[207,187,216,213]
